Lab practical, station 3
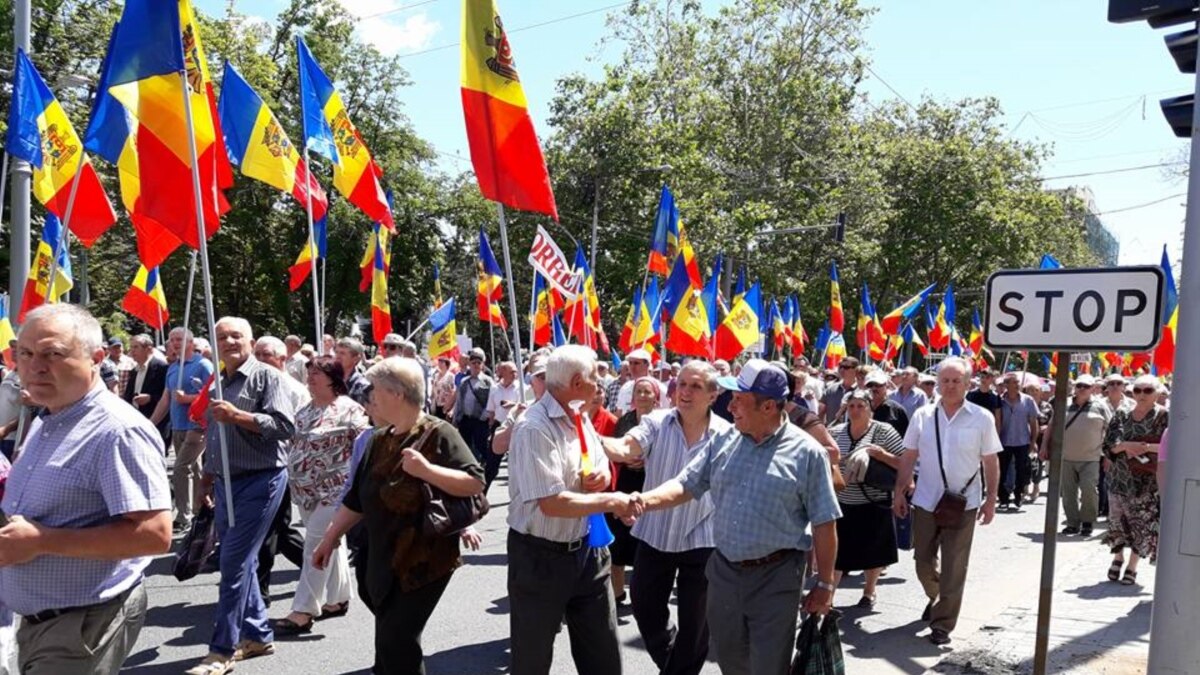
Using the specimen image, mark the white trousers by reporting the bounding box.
[292,502,353,616]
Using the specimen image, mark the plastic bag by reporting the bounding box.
[791,609,845,675]
[173,504,218,581]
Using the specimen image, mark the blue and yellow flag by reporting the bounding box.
[0,297,16,369]
[477,230,507,329]
[428,298,460,361]
[6,49,116,247]
[829,261,844,333]
[715,282,760,361]
[647,184,679,276]
[664,247,711,357]
[18,214,73,322]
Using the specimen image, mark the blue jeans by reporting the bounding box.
[210,468,287,656]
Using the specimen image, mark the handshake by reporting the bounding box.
[608,492,647,525]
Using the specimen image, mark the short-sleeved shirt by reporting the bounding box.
[616,379,670,414]
[0,384,170,616]
[289,396,370,511]
[343,416,483,598]
[890,387,929,419]
[203,356,297,477]
[831,420,905,505]
[1000,393,1040,446]
[627,409,730,552]
[965,389,1001,416]
[677,418,842,562]
[486,381,520,425]
[903,401,1003,511]
[455,374,494,422]
[166,354,215,431]
[1055,399,1112,463]
[821,382,852,424]
[872,399,910,438]
[507,394,607,542]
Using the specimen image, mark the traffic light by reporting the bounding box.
[1110,1,1200,136]
[831,212,846,243]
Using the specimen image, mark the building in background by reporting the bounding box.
[1060,186,1121,266]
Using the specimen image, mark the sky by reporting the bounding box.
[196,0,1192,269]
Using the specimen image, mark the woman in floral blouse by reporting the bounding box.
[1101,374,1168,586]
[272,358,370,634]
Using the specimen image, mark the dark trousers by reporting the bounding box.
[458,417,491,463]
[348,524,373,614]
[998,445,1032,505]
[257,483,305,604]
[482,423,503,492]
[1099,463,1110,516]
[373,574,452,675]
[631,542,712,675]
[507,530,622,675]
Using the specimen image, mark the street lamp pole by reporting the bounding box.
[9,0,32,317]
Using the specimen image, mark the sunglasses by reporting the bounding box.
[1074,383,1091,389]
[866,382,885,389]
[1132,387,1156,395]
[382,344,401,350]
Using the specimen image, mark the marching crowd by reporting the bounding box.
[0,303,1171,674]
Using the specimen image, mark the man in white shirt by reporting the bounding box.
[616,349,669,414]
[483,361,520,491]
[893,357,1001,646]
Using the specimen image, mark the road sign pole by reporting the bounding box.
[1033,352,1071,675]
[1148,23,1200,673]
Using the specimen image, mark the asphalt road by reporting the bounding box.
[124,467,1129,674]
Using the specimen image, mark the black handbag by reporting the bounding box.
[173,504,218,581]
[411,423,490,537]
[851,424,898,493]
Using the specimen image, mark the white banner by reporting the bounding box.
[528,225,580,299]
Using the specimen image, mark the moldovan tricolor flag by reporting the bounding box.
[218,61,327,220]
[829,262,844,333]
[122,265,170,330]
[460,0,558,219]
[18,215,73,322]
[296,36,393,230]
[6,49,117,246]
[85,0,233,252]
[428,298,461,361]
[289,216,327,291]
[478,230,508,329]
[880,283,935,336]
[715,282,761,361]
[369,224,393,345]
[1153,245,1178,375]
[0,298,16,369]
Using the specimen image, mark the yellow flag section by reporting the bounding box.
[460,0,558,219]
[714,283,760,361]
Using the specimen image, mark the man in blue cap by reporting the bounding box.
[628,359,842,675]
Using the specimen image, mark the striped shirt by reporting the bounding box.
[507,393,608,542]
[0,383,170,615]
[830,420,905,506]
[627,409,729,552]
[678,419,843,562]
[203,356,297,477]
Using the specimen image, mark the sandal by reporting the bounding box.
[1108,560,1123,582]
[1121,569,1138,586]
[318,602,350,619]
[269,615,313,635]
[184,653,235,675]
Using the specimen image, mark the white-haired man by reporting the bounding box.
[188,318,297,675]
[893,357,1001,646]
[507,345,635,675]
[1,305,171,673]
[283,335,308,384]
[601,361,730,675]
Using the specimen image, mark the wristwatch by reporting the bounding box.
[814,580,836,593]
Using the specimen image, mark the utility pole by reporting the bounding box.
[9,0,32,315]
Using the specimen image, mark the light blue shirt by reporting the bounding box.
[166,354,214,431]
[678,418,842,562]
[1000,393,1039,446]
[0,384,170,615]
[889,387,929,419]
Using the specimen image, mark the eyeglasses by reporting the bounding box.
[382,344,401,351]
[1132,387,1156,395]
[1074,383,1091,389]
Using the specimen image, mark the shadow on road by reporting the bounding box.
[426,636,510,674]
[840,616,944,674]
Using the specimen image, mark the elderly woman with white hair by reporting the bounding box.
[1101,374,1168,586]
[312,357,484,674]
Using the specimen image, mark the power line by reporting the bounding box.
[1094,192,1186,216]
[354,0,441,22]
[396,1,636,59]
[1039,161,1185,181]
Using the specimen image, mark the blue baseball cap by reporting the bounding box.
[716,359,790,399]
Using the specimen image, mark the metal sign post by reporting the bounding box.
[1033,352,1071,675]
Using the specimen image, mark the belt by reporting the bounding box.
[731,549,796,568]
[510,529,586,554]
[24,584,137,626]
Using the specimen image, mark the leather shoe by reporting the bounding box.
[929,628,951,645]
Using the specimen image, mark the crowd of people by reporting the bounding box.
[0,303,1172,674]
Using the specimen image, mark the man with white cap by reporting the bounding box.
[1040,374,1110,537]
[616,349,667,414]
[628,359,841,674]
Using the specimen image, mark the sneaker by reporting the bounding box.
[1061,525,1080,535]
[184,653,235,675]
[232,640,275,662]
[1080,524,1094,537]
[928,628,952,645]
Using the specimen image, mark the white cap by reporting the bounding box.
[626,349,652,362]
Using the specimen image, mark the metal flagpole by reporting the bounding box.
[494,204,526,401]
[404,312,433,343]
[0,153,9,237]
[178,70,235,527]
[528,270,537,352]
[488,311,496,367]
[175,250,198,393]
[302,145,322,348]
[41,156,87,305]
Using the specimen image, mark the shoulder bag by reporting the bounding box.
[861,424,899,493]
[932,412,978,529]
[412,422,490,537]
